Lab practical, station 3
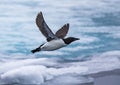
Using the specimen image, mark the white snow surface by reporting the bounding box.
[0,50,120,85]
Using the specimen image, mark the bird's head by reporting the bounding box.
[63,37,80,44]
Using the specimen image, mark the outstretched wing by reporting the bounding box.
[36,12,58,41]
[55,23,69,38]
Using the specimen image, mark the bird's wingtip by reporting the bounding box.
[66,23,69,27]
[38,11,43,15]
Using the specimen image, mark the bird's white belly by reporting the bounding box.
[41,39,66,51]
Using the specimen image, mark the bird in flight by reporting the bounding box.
[31,12,79,53]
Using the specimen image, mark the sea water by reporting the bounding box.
[0,0,120,85]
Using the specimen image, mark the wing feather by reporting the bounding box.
[36,12,57,41]
[55,23,69,38]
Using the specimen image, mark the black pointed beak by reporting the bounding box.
[75,38,80,40]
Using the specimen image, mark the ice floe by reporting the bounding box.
[0,50,120,85]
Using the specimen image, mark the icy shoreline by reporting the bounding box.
[0,50,120,85]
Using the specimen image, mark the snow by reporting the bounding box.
[0,50,120,85]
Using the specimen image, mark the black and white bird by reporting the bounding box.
[31,12,79,53]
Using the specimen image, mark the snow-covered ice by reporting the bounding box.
[0,50,120,85]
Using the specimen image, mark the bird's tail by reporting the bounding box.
[31,47,41,53]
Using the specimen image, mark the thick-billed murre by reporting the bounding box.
[31,12,79,53]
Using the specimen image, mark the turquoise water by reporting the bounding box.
[0,0,120,84]
[0,0,120,59]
